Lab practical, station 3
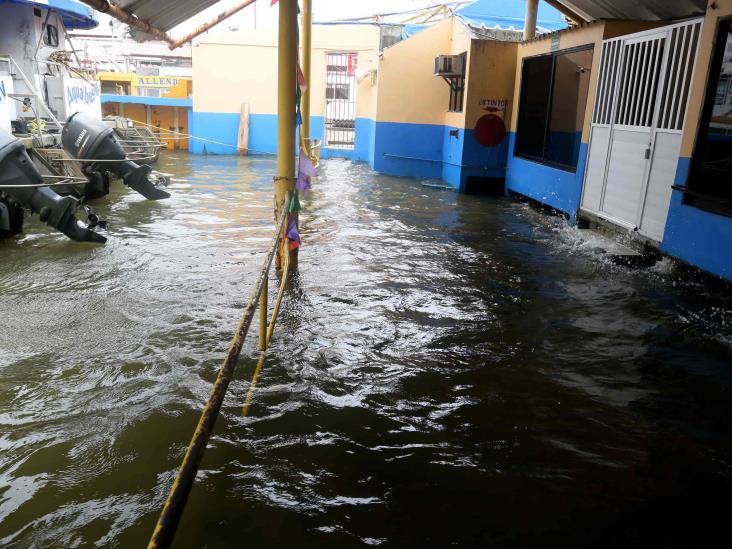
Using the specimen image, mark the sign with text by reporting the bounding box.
[64,78,102,119]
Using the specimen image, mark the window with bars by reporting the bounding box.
[687,18,732,212]
[515,46,594,171]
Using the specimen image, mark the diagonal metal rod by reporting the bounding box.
[147,194,290,549]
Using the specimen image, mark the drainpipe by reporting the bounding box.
[523,0,538,40]
[301,0,312,144]
[276,0,298,270]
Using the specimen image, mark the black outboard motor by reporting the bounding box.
[0,129,107,243]
[62,112,170,200]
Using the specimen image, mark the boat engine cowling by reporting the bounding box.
[62,112,170,200]
[0,129,107,243]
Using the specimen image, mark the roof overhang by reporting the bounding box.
[549,0,707,22]
[3,0,99,29]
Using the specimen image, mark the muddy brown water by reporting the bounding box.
[1,152,731,547]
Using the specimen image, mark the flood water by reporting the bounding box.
[1,152,731,547]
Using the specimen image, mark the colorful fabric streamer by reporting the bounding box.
[298,148,317,177]
[295,171,310,194]
[286,219,301,250]
[297,63,308,93]
[289,191,303,213]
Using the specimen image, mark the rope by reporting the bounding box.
[148,193,292,549]
[52,154,158,163]
[0,177,89,189]
[124,118,242,150]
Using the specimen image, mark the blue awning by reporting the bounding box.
[2,0,98,30]
[456,0,567,33]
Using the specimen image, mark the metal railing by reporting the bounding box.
[148,193,293,549]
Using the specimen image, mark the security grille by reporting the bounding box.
[324,52,357,149]
[656,22,701,130]
[582,19,703,242]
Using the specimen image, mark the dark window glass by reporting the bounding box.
[515,47,594,171]
[515,55,553,159]
[44,24,59,47]
[688,19,732,206]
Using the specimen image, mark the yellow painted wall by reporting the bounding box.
[356,69,378,120]
[681,0,732,156]
[374,18,454,125]
[193,25,380,116]
[464,40,518,131]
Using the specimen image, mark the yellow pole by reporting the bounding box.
[301,0,312,143]
[276,0,298,270]
[258,277,267,351]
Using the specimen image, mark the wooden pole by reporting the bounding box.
[238,102,250,155]
[276,0,298,270]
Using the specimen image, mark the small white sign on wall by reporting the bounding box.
[64,77,102,119]
[0,76,16,132]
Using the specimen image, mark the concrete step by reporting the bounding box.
[578,228,660,268]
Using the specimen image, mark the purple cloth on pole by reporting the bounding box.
[295,171,310,192]
[299,149,317,177]
[286,219,301,244]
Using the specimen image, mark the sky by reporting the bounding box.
[168,0,466,35]
[88,1,473,40]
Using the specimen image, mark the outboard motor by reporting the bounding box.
[0,129,107,243]
[62,112,170,200]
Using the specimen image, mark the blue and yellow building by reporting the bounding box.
[354,0,567,192]
[99,72,192,150]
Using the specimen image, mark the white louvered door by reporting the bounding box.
[581,20,702,241]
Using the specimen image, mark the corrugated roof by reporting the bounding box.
[552,0,707,21]
[112,0,222,33]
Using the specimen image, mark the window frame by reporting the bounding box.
[513,44,594,173]
[44,24,59,47]
[683,16,732,218]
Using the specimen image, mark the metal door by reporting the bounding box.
[581,20,702,241]
[324,52,357,150]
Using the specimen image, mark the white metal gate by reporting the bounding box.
[324,52,357,150]
[581,19,702,241]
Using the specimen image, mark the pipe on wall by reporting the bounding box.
[78,0,172,43]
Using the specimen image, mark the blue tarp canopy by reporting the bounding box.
[456,0,567,33]
[2,0,99,30]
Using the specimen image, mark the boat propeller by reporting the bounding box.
[62,111,170,200]
[0,128,107,243]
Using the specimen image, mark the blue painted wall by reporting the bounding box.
[661,157,732,281]
[188,111,357,159]
[354,117,375,164]
[188,111,239,154]
[372,121,444,181]
[504,132,588,221]
[363,120,510,191]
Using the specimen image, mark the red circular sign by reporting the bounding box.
[474,114,506,147]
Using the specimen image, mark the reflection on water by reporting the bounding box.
[1,152,731,547]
